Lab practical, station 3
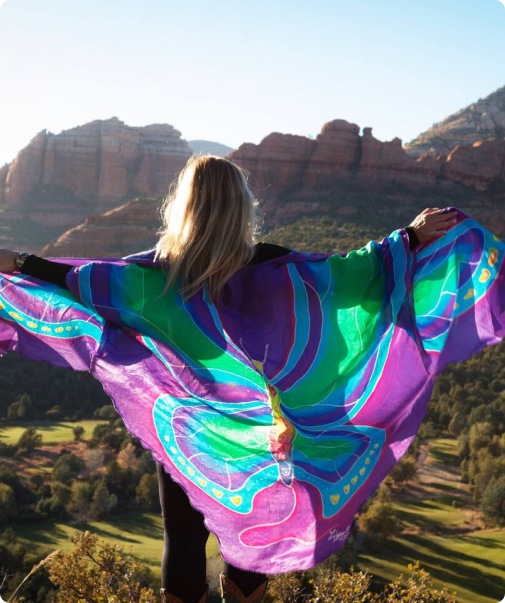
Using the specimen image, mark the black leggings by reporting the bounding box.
[157,462,268,602]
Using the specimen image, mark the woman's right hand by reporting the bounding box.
[408,208,459,244]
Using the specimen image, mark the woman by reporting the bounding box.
[0,155,488,603]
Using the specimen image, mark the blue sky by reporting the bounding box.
[0,0,504,166]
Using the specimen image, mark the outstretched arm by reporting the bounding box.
[0,250,73,288]
[20,255,73,288]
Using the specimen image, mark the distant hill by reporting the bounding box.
[405,84,505,157]
[188,140,235,157]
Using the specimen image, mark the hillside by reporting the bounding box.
[404,84,505,158]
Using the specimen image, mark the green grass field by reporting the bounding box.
[359,437,505,603]
[15,512,220,575]
[0,420,107,446]
[359,530,505,603]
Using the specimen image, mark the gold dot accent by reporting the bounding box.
[170,446,177,454]
[187,467,195,476]
[0,301,5,309]
[374,443,379,449]
[359,467,366,475]
[343,485,350,494]
[55,327,64,333]
[330,494,340,505]
[454,302,459,309]
[464,288,476,300]
[489,248,498,267]
[212,489,223,498]
[479,269,491,283]
[365,458,370,465]
[66,326,72,331]
[41,326,51,332]
[9,311,22,320]
[177,457,186,465]
[230,496,242,506]
[74,325,79,329]
[351,476,358,485]
[27,321,38,328]
[493,235,500,241]
[370,450,375,455]
[164,435,170,442]
[198,478,207,487]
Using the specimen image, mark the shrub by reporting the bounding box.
[16,427,42,454]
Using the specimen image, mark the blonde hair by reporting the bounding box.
[154,154,263,303]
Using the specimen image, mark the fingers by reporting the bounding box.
[421,207,459,217]
[429,214,458,225]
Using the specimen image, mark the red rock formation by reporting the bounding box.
[442,139,505,190]
[41,118,505,258]
[40,197,161,258]
[230,119,505,198]
[0,117,191,207]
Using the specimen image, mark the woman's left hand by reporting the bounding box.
[0,249,20,273]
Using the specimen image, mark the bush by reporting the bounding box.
[72,425,85,441]
[16,427,42,454]
[481,476,505,526]
[46,530,157,602]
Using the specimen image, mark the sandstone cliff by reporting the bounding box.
[40,118,505,257]
[0,117,192,251]
[404,84,505,157]
[40,197,161,258]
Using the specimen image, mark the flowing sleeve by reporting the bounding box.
[409,208,505,375]
[0,258,111,371]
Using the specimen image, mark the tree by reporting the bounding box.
[84,447,105,473]
[117,442,138,470]
[481,476,505,527]
[135,474,160,511]
[390,458,418,486]
[94,404,118,420]
[359,499,400,542]
[448,411,466,436]
[7,393,33,421]
[90,479,118,519]
[67,481,92,520]
[53,452,84,483]
[16,426,42,454]
[72,425,85,442]
[0,483,17,521]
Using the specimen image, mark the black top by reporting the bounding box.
[20,230,419,289]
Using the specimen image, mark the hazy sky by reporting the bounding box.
[0,0,504,166]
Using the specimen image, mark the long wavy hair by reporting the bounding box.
[154,154,263,303]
